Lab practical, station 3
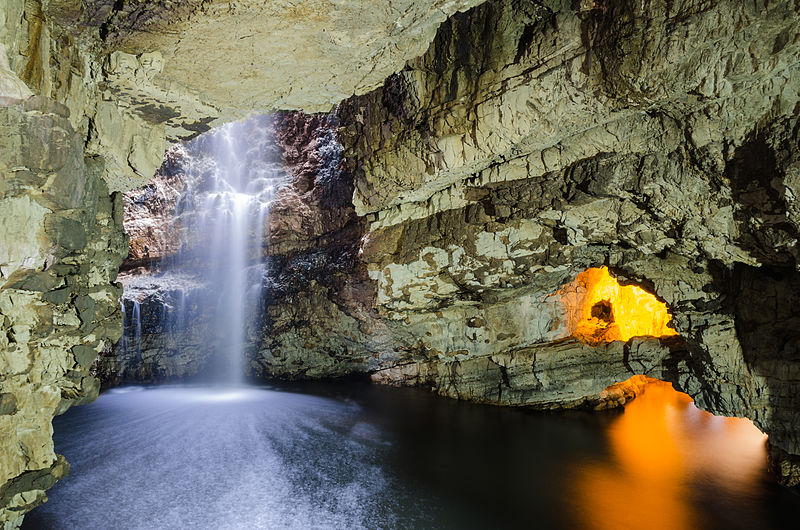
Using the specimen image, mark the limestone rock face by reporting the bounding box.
[333,0,800,482]
[1,0,167,193]
[0,96,127,525]
[1,4,135,524]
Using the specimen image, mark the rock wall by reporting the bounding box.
[253,113,389,378]
[0,96,127,525]
[1,2,144,523]
[334,0,800,484]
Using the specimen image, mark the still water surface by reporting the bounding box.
[24,381,800,529]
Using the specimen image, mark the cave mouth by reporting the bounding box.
[561,267,679,344]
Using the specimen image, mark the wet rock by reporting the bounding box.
[120,147,187,269]
[94,272,221,385]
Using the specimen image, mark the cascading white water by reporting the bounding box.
[173,116,284,384]
[116,115,287,384]
[132,300,142,360]
[120,299,142,359]
[118,298,142,379]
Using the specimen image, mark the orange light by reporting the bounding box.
[571,377,768,530]
[560,267,678,343]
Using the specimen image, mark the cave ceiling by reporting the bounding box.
[68,0,486,141]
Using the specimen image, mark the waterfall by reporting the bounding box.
[119,300,128,355]
[165,116,283,384]
[132,300,142,360]
[117,115,285,384]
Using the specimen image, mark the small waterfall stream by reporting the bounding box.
[119,299,142,362]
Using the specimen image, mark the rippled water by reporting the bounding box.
[24,382,800,529]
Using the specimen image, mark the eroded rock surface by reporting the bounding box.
[0,96,126,525]
[84,0,485,130]
[334,0,800,483]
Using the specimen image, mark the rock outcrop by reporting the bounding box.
[0,96,127,525]
[81,0,485,132]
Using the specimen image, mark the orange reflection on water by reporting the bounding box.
[572,378,768,530]
[560,267,679,344]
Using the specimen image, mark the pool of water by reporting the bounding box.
[23,381,800,529]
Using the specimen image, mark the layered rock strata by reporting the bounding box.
[334,0,800,484]
[0,96,126,524]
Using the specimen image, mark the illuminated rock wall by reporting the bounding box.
[560,267,678,344]
[335,0,800,485]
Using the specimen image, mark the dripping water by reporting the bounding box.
[132,300,142,360]
[119,300,128,356]
[120,299,142,358]
[118,297,143,377]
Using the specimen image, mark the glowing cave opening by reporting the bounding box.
[560,267,679,344]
